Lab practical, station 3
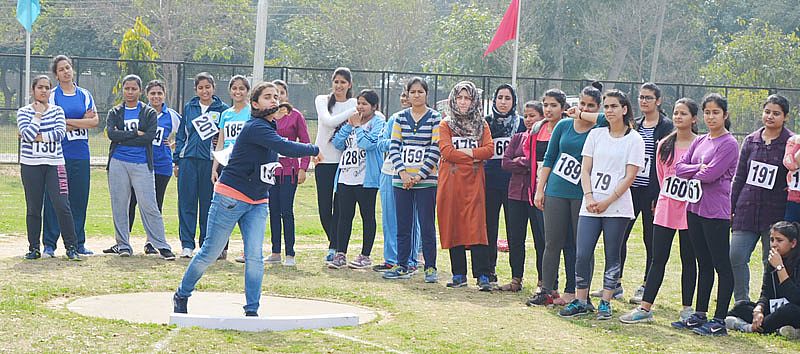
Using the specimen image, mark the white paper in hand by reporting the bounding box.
[212,145,234,166]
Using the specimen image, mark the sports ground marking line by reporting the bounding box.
[318,329,410,354]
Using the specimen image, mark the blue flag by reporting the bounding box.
[16,0,41,32]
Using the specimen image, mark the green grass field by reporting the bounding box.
[0,164,796,353]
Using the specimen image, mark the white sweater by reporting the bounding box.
[313,95,357,164]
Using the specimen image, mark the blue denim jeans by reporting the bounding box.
[729,229,770,303]
[177,193,267,313]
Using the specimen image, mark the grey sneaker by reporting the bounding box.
[424,268,438,283]
[724,316,752,333]
[629,285,645,304]
[619,307,653,324]
[327,253,347,269]
[591,285,624,299]
[235,253,245,263]
[265,253,282,264]
[283,256,296,266]
[181,248,193,259]
[679,307,694,322]
[348,254,372,269]
[779,325,800,340]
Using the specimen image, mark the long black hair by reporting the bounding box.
[659,98,699,165]
[327,67,353,113]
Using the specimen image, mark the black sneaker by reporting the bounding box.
[245,311,258,317]
[65,247,82,261]
[118,249,132,257]
[217,250,227,261]
[159,249,176,261]
[372,262,394,272]
[672,312,707,330]
[478,275,492,292]
[144,243,158,255]
[173,292,188,314]
[558,299,591,317]
[103,245,120,254]
[24,249,41,260]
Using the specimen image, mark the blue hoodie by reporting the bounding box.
[174,95,229,162]
[219,116,319,201]
[332,112,386,190]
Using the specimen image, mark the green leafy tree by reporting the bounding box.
[114,17,160,102]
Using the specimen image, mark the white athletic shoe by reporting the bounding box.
[181,248,193,258]
[283,256,296,267]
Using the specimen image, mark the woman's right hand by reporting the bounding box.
[565,106,580,119]
[751,309,764,332]
[534,193,545,211]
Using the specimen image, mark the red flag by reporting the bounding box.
[483,0,520,57]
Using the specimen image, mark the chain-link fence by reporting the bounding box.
[2,53,799,164]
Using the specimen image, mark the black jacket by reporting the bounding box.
[633,113,674,199]
[758,258,800,314]
[105,102,158,171]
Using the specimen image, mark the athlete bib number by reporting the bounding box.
[553,153,582,185]
[452,137,477,149]
[492,137,511,160]
[746,160,778,190]
[191,113,219,141]
[637,156,651,178]
[788,170,800,192]
[224,121,245,141]
[152,127,165,146]
[402,145,425,169]
[770,297,789,313]
[591,171,615,194]
[31,141,58,156]
[259,162,281,185]
[124,119,139,132]
[661,175,703,203]
[340,148,365,169]
[65,128,88,141]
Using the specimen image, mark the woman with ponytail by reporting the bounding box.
[672,93,738,336]
[528,83,605,306]
[620,98,699,324]
[484,84,526,284]
[725,221,800,337]
[174,82,319,317]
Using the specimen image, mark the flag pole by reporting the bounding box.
[510,0,521,89]
[252,0,269,85]
[24,1,32,104]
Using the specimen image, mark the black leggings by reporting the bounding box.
[728,301,800,334]
[129,173,171,231]
[642,225,697,306]
[335,184,377,256]
[620,186,655,284]
[449,245,491,278]
[687,212,734,320]
[21,164,77,250]
[315,163,339,250]
[507,199,541,279]
[485,187,509,274]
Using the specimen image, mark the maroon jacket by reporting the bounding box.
[502,131,533,202]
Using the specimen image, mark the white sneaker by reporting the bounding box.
[181,248,193,258]
[235,253,245,263]
[629,285,645,304]
[283,256,296,267]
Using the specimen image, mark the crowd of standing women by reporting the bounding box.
[15,55,800,336]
